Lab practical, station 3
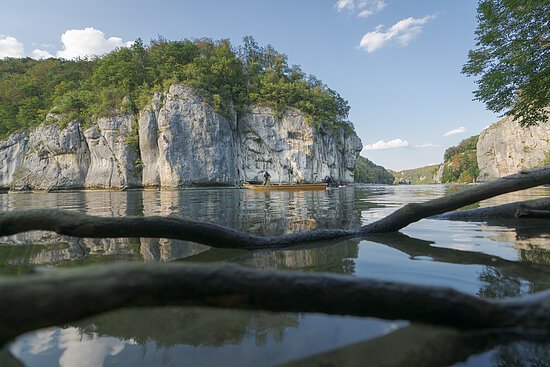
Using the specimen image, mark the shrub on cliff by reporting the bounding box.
[0,37,351,138]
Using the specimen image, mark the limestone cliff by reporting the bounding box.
[11,121,90,191]
[477,114,550,181]
[236,106,361,184]
[139,85,238,187]
[84,115,141,189]
[0,84,362,190]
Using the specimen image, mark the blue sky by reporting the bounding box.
[0,0,498,170]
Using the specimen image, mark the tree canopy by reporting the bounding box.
[0,37,351,138]
[462,0,550,126]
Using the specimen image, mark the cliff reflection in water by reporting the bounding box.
[0,188,362,271]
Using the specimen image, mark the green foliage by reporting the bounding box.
[441,135,480,183]
[354,156,394,184]
[0,36,351,139]
[239,37,350,127]
[462,0,550,126]
[542,151,550,166]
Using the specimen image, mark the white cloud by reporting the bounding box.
[363,138,409,151]
[336,0,386,18]
[335,0,355,12]
[358,14,436,53]
[443,127,466,137]
[413,143,440,148]
[0,35,25,58]
[56,27,133,59]
[31,49,53,59]
[58,327,128,367]
[358,1,386,18]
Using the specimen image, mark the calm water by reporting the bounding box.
[0,185,549,367]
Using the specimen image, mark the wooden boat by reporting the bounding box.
[243,183,328,191]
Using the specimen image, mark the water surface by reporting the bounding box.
[1,185,549,366]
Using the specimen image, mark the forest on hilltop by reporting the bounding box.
[354,156,394,184]
[0,37,352,138]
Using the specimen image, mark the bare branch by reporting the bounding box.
[1,262,549,343]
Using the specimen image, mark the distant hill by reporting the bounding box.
[354,156,394,184]
[389,164,440,185]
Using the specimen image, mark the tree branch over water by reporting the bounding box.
[0,166,549,249]
[0,262,549,343]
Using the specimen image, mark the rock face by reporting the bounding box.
[139,85,238,187]
[84,115,140,189]
[237,106,362,184]
[0,84,362,190]
[11,122,90,191]
[477,114,550,181]
[1,118,139,191]
[0,131,28,188]
[432,164,445,184]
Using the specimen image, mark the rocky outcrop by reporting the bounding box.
[139,85,237,187]
[0,84,362,190]
[11,121,90,191]
[477,114,550,181]
[0,131,28,188]
[84,115,140,189]
[433,164,444,184]
[237,106,362,184]
[1,117,139,191]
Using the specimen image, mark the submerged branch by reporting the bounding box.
[1,262,549,343]
[0,166,548,250]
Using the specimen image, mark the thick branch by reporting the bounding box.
[0,166,548,249]
[0,262,549,343]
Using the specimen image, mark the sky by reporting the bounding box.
[0,0,499,171]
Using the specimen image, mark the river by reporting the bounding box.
[0,185,549,367]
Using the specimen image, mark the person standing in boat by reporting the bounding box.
[263,171,271,186]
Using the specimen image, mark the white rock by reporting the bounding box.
[477,114,550,181]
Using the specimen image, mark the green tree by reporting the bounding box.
[462,0,549,126]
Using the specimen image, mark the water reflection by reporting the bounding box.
[1,185,549,366]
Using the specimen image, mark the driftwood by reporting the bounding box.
[0,166,549,249]
[0,262,549,344]
[0,166,548,344]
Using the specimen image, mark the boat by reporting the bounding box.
[243,183,328,191]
